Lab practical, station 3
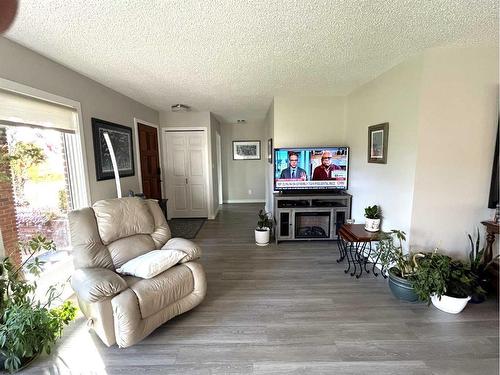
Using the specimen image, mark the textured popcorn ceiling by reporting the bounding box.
[5,0,498,123]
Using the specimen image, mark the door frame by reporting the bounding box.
[162,127,212,220]
[216,132,223,209]
[133,118,162,197]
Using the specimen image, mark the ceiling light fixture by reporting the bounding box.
[171,104,190,112]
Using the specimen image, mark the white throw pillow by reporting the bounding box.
[116,250,185,279]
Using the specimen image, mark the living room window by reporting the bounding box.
[0,80,89,297]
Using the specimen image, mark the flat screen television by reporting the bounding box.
[274,147,349,192]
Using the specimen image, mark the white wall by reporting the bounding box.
[273,96,346,148]
[221,121,267,202]
[345,56,424,241]
[410,46,499,256]
[159,111,210,128]
[0,37,159,202]
[267,95,346,213]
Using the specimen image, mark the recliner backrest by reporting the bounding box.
[69,197,171,270]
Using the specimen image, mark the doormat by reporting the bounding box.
[168,218,205,239]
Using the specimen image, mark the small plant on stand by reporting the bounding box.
[255,209,273,246]
[364,205,381,232]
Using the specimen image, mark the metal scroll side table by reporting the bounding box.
[337,224,382,279]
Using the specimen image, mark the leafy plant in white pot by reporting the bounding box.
[364,205,381,232]
[411,252,472,314]
[255,209,273,246]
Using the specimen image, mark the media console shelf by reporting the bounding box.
[273,192,352,244]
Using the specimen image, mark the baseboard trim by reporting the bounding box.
[224,199,265,204]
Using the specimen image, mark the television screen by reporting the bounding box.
[274,147,349,191]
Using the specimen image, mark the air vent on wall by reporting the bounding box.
[171,104,190,112]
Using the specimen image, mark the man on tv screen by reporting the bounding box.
[280,152,307,180]
[312,150,341,180]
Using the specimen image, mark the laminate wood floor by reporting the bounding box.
[26,204,499,374]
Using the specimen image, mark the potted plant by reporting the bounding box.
[467,230,499,303]
[255,209,273,246]
[0,235,77,372]
[411,251,472,314]
[375,230,423,302]
[364,205,381,232]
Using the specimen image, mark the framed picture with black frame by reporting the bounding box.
[232,140,261,160]
[92,117,135,181]
[368,122,389,164]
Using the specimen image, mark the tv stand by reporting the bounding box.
[274,192,352,244]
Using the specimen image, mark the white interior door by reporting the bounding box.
[164,130,208,218]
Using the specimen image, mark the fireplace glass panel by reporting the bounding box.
[295,212,330,238]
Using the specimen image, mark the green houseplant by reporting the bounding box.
[0,139,77,371]
[411,251,473,314]
[255,209,273,246]
[375,230,423,302]
[364,205,381,232]
[0,235,77,372]
[467,230,498,303]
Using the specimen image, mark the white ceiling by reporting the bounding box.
[5,0,498,123]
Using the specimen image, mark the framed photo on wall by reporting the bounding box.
[267,138,273,164]
[92,118,135,180]
[368,122,389,164]
[233,140,261,160]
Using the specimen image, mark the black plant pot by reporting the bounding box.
[469,277,489,304]
[470,293,487,304]
[388,269,420,302]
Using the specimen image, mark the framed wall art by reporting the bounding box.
[368,122,389,164]
[92,118,135,180]
[232,140,261,160]
[267,138,273,164]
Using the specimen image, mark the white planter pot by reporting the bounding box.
[255,228,270,246]
[365,218,381,232]
[431,294,471,314]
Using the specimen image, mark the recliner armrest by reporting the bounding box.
[71,268,127,303]
[161,238,202,262]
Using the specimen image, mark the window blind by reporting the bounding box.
[0,89,78,133]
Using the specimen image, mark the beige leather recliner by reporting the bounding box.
[68,197,207,348]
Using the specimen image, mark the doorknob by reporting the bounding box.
[185,178,188,184]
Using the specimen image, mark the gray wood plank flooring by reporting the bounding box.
[25,204,499,374]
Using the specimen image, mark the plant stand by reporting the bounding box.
[337,224,382,279]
